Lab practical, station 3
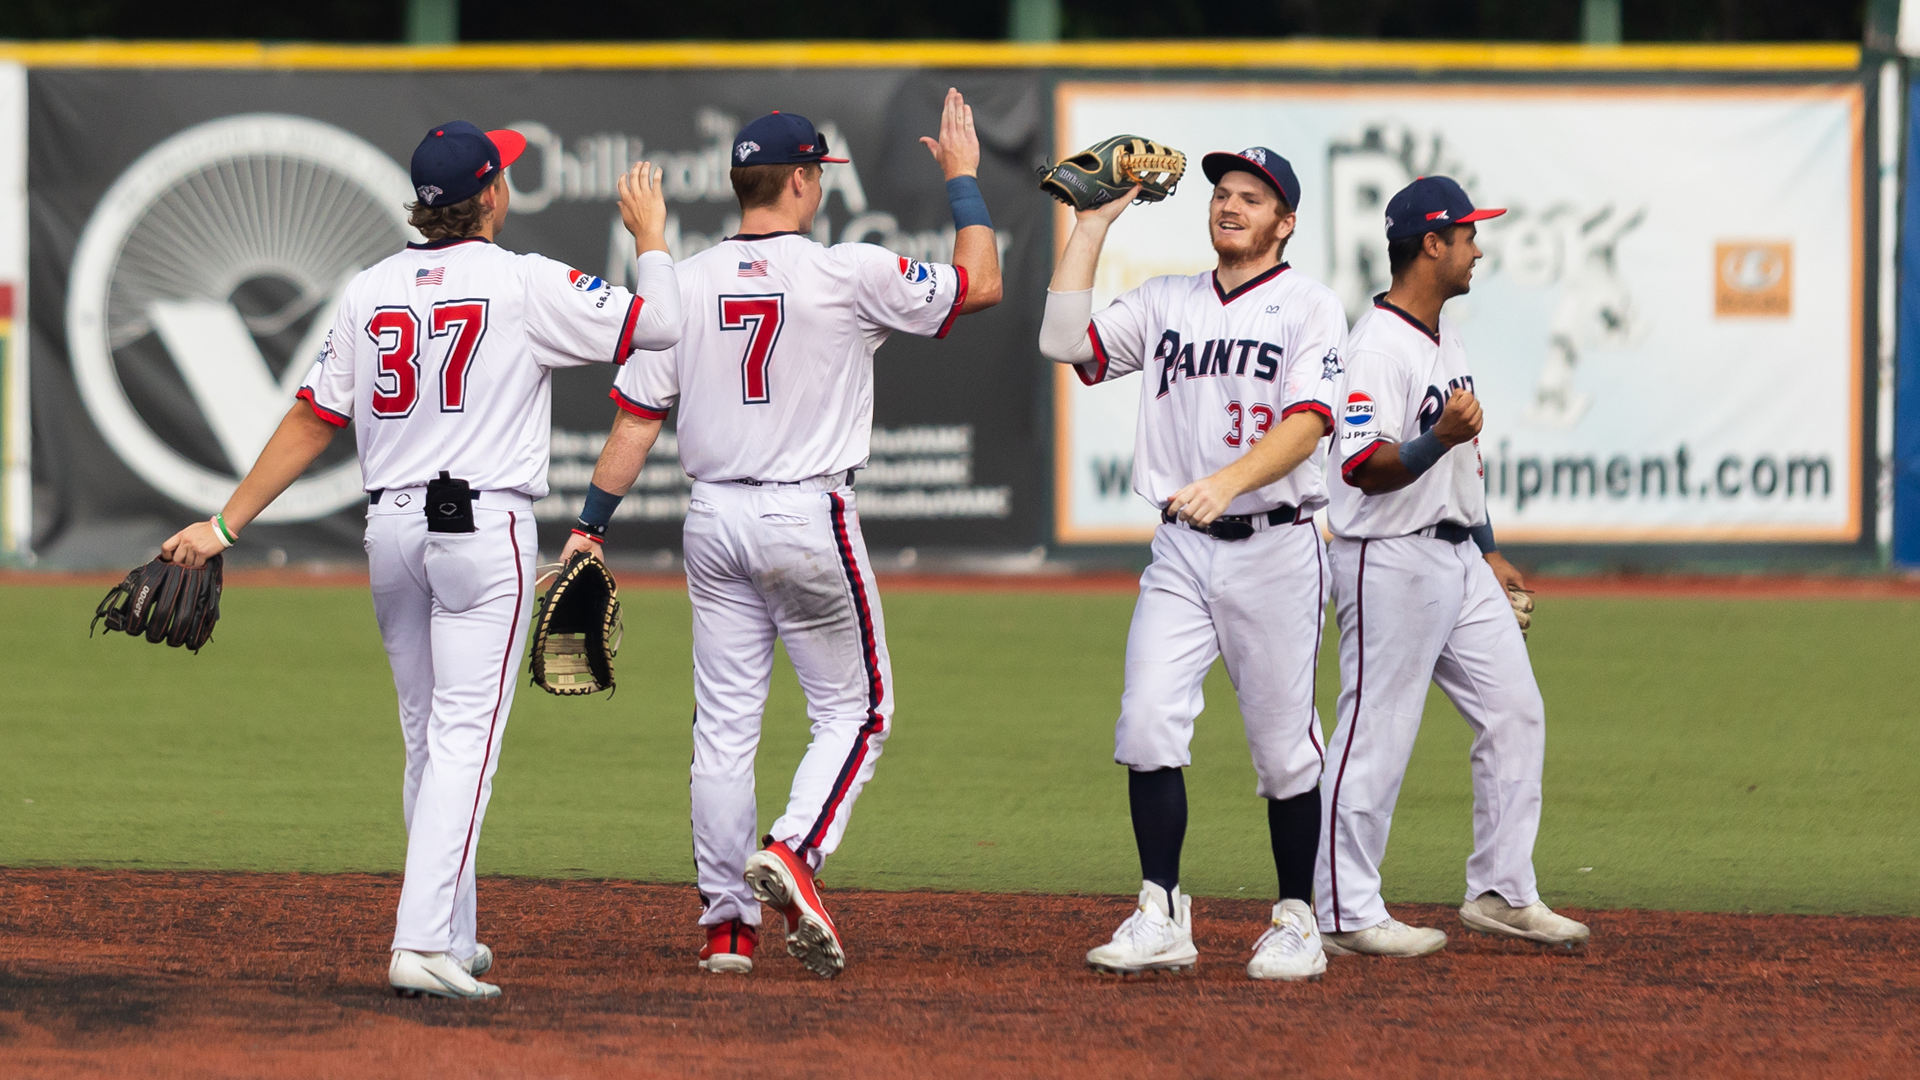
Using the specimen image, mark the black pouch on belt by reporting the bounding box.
[425,471,478,534]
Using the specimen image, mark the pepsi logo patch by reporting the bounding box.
[897,257,931,284]
[1343,392,1376,426]
[568,269,605,293]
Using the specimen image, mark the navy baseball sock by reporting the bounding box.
[1128,767,1187,896]
[1268,788,1321,903]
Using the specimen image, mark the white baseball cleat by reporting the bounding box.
[1460,894,1590,948]
[390,949,502,1000]
[463,943,493,977]
[1246,898,1327,982]
[1086,882,1199,974]
[1320,917,1447,958]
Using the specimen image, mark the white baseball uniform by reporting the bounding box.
[299,238,681,961]
[1316,294,1546,934]
[613,231,967,928]
[1067,264,1344,798]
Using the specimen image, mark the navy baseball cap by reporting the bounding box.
[1201,147,1301,211]
[410,120,527,208]
[731,112,849,167]
[1384,176,1505,242]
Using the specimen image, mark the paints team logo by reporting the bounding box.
[734,140,760,162]
[415,183,444,205]
[568,268,605,292]
[67,114,417,521]
[1343,391,1375,426]
[1241,147,1267,165]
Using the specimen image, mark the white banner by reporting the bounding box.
[1054,83,1864,544]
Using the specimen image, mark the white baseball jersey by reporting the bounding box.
[1326,295,1487,538]
[612,232,966,482]
[1075,264,1345,516]
[298,240,681,495]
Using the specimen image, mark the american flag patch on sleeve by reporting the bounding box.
[415,267,445,286]
[737,260,768,278]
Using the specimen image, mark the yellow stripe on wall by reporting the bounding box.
[0,40,1862,72]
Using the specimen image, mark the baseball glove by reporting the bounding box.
[1039,135,1187,210]
[91,554,224,652]
[528,551,623,696]
[1509,587,1534,639]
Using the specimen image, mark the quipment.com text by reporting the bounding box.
[1485,441,1834,511]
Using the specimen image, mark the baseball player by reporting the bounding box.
[558,92,1002,978]
[1316,175,1588,956]
[161,121,684,998]
[1038,147,1344,981]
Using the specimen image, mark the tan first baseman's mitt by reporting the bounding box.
[529,552,623,695]
[1039,134,1187,210]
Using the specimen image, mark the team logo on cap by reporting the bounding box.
[1241,147,1267,165]
[1343,391,1376,426]
[1426,210,1450,221]
[416,183,443,205]
[735,140,760,162]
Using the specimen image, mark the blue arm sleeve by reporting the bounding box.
[1469,521,1497,554]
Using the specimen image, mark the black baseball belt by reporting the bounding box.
[1162,503,1309,541]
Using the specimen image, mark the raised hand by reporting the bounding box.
[618,161,668,255]
[919,87,980,181]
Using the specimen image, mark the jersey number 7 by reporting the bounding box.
[720,294,785,405]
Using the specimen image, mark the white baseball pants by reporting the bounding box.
[364,488,534,963]
[683,477,892,928]
[1316,534,1546,934]
[1115,518,1327,799]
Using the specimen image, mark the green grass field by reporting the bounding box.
[2,583,1915,915]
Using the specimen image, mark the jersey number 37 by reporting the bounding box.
[366,300,490,418]
[720,294,785,405]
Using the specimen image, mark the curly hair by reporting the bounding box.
[406,177,497,241]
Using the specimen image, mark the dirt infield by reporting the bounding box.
[1,870,1914,1078]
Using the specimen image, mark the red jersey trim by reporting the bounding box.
[612,296,644,364]
[608,386,669,421]
[935,265,969,339]
[1341,438,1389,483]
[1076,323,1112,386]
[1282,399,1334,435]
[295,387,350,428]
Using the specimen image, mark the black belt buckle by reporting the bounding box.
[425,471,477,534]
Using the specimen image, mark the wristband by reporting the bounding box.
[575,483,623,542]
[946,175,992,231]
[1469,522,1497,554]
[209,513,236,548]
[1396,430,1448,477]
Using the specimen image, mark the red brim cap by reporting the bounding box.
[1459,207,1507,223]
[817,155,850,163]
[488,129,528,169]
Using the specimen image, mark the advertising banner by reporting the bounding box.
[27,69,1050,566]
[0,61,23,560]
[1055,82,1865,545]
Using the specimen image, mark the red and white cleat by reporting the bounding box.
[699,918,758,974]
[744,842,845,978]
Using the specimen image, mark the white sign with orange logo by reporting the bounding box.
[1055,82,1863,544]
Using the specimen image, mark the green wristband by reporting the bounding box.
[212,513,238,546]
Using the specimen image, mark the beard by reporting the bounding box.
[1211,217,1284,267]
